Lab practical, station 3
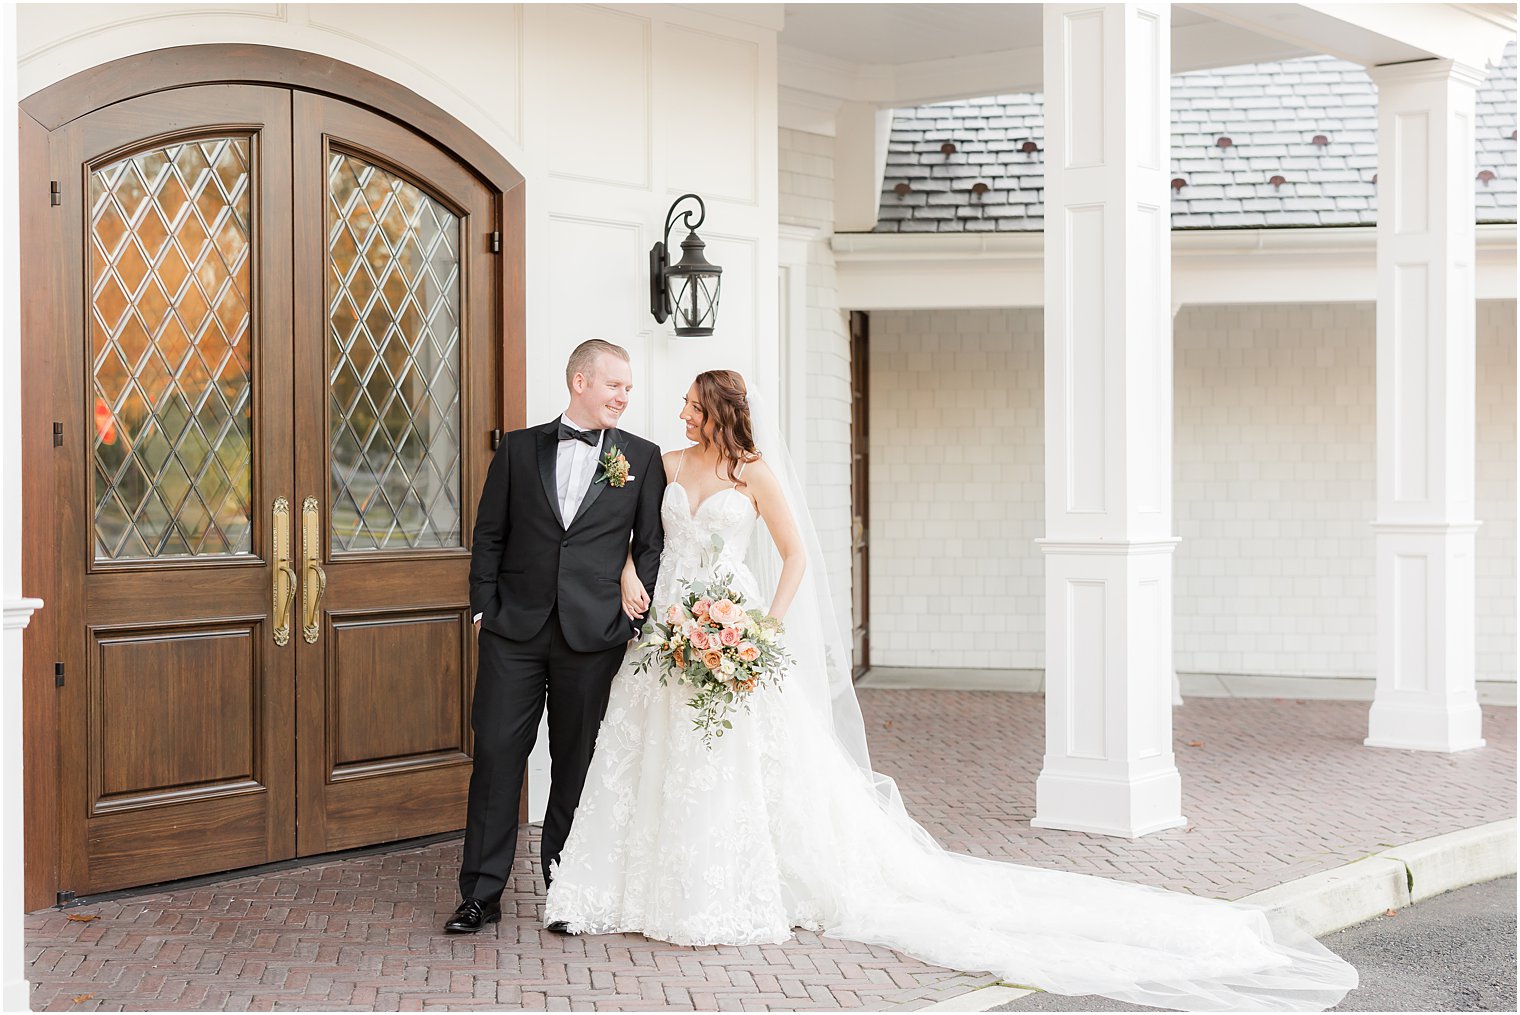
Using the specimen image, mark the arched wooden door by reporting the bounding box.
[22,50,524,901]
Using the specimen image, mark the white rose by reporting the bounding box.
[720,658,736,675]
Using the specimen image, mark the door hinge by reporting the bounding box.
[49,181,61,207]
[490,428,503,451]
[54,662,65,688]
[53,422,63,447]
[489,231,501,253]
[57,890,75,906]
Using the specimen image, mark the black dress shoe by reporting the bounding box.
[444,897,501,933]
[545,920,571,934]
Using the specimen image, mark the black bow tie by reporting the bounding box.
[558,423,601,447]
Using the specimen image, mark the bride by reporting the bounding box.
[543,369,1358,1012]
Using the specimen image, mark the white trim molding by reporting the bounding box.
[832,224,1518,311]
[1036,538,1182,556]
[2,598,44,631]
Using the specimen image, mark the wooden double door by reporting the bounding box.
[38,83,502,895]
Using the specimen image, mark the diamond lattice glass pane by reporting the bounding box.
[90,137,253,561]
[327,153,462,552]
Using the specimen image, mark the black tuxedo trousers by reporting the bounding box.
[459,420,665,902]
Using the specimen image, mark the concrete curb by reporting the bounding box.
[1243,818,1517,936]
[913,818,1518,1012]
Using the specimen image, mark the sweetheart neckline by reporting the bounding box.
[667,482,748,520]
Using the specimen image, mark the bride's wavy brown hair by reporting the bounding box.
[693,369,760,488]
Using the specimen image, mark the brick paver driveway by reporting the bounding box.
[26,691,1516,1011]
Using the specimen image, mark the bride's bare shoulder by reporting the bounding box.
[661,448,687,481]
[740,455,778,489]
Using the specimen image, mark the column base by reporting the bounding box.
[1366,698,1486,752]
[2,978,27,1013]
[1032,765,1186,838]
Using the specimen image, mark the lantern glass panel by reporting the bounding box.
[670,271,720,336]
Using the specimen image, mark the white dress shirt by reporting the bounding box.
[556,412,605,526]
[475,413,605,624]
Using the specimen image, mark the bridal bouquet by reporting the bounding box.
[636,572,792,748]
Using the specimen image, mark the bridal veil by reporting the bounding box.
[738,383,1358,1012]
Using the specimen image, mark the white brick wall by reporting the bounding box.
[1477,300,1517,682]
[867,301,1516,681]
[779,128,855,657]
[867,310,1045,668]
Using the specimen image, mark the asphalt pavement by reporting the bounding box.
[991,875,1516,1012]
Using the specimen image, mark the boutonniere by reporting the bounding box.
[595,445,634,488]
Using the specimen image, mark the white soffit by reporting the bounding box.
[779,2,1516,112]
[1185,3,1516,71]
[831,224,1518,310]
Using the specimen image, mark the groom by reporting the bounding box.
[447,339,667,933]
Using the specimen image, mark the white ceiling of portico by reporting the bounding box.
[777,2,1518,111]
[782,3,1213,66]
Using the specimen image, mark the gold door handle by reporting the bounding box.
[273,497,295,645]
[301,496,327,643]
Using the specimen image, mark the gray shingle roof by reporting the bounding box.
[874,42,1516,233]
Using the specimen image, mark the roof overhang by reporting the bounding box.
[831,224,1518,310]
[781,3,1517,130]
[1183,3,1516,74]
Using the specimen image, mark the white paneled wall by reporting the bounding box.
[779,128,854,660]
[868,301,1516,682]
[17,3,780,453]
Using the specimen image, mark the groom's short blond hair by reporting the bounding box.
[565,339,630,389]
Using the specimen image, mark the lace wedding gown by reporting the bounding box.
[543,481,1358,1011]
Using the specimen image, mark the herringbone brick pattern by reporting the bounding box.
[26,692,1516,1011]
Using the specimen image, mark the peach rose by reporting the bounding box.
[709,598,746,626]
[689,628,711,651]
[737,642,760,662]
[700,649,724,671]
[665,605,683,625]
[672,645,686,668]
[691,598,713,618]
[718,625,742,647]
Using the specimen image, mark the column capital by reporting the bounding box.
[1368,57,1489,91]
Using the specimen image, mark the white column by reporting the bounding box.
[1366,59,1487,753]
[1033,3,1184,838]
[1,600,42,1012]
[1,5,39,1008]
[2,4,39,1005]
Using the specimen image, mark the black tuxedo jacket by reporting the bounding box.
[468,419,666,652]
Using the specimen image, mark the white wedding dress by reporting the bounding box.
[543,477,1358,1012]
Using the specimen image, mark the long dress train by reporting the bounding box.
[544,479,1358,1012]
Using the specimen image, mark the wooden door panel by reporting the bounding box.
[85,567,268,624]
[51,85,297,895]
[327,609,471,772]
[310,761,472,855]
[84,793,276,894]
[91,623,261,806]
[292,91,496,855]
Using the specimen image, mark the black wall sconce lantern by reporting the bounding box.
[650,193,722,337]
